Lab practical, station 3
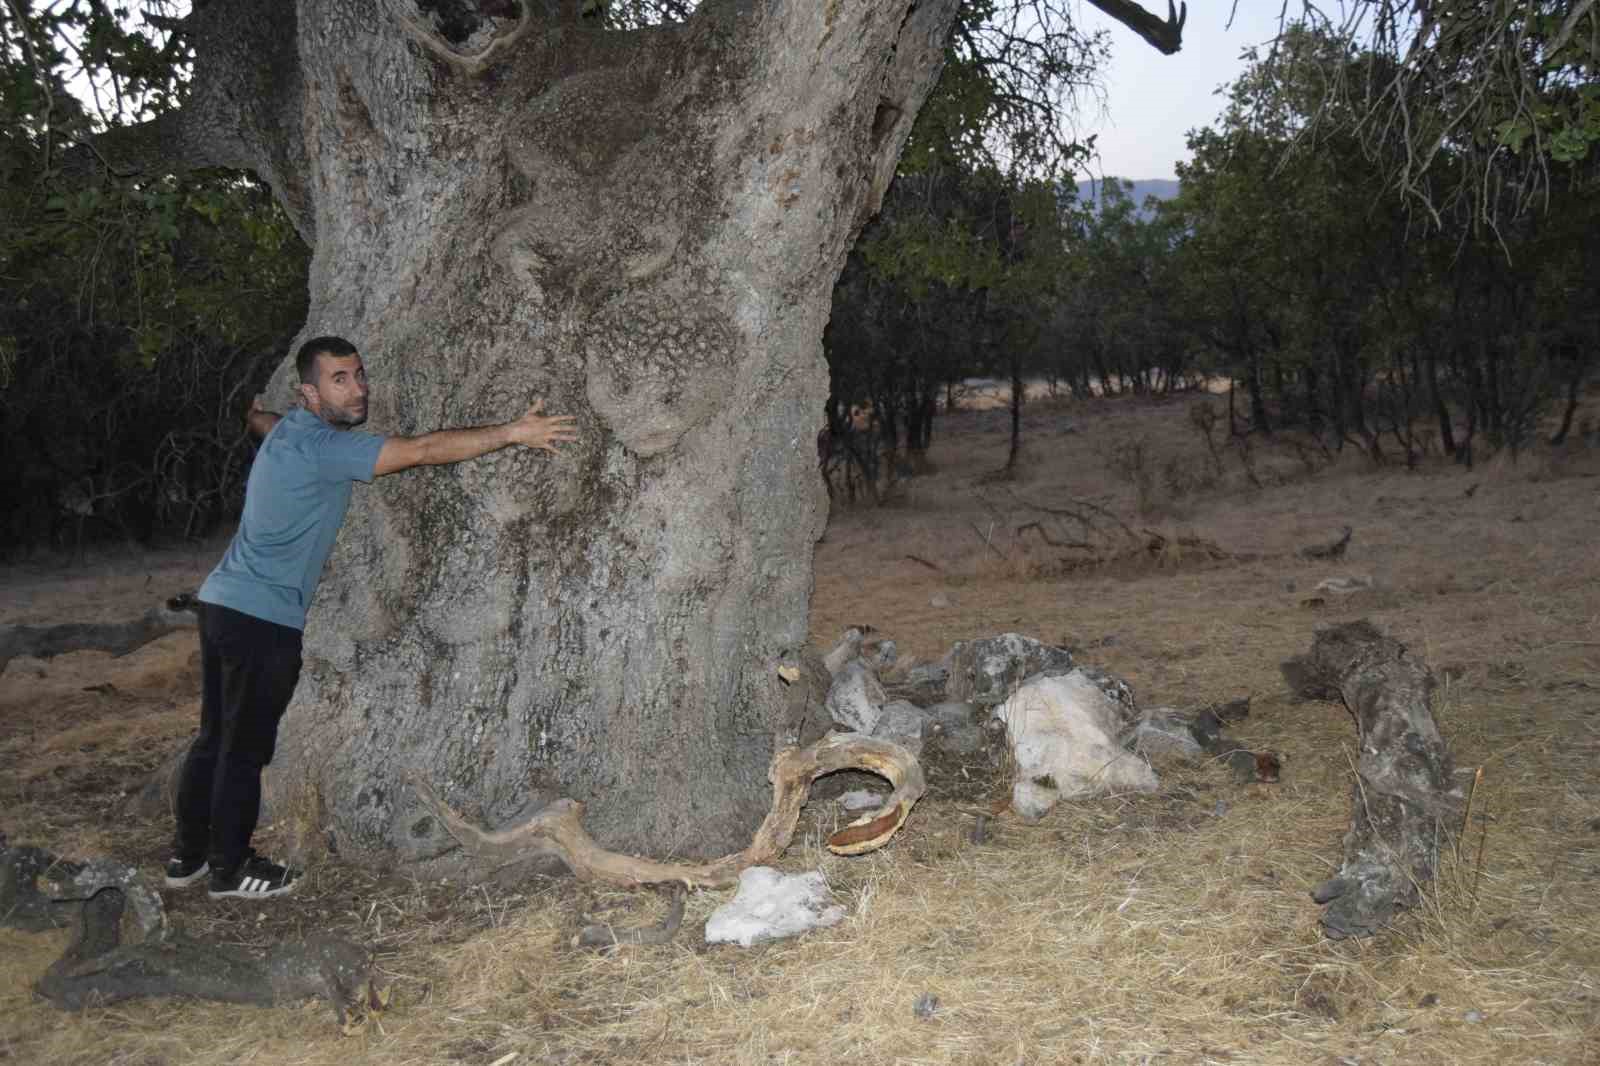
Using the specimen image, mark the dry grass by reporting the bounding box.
[4,395,1600,1065]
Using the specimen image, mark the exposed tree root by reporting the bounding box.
[408,732,926,891]
[1285,621,1467,939]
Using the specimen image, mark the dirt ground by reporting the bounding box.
[3,393,1598,1065]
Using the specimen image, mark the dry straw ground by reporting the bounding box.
[3,393,1598,1066]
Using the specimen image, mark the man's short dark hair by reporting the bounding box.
[297,336,359,383]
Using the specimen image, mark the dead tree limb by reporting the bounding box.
[0,834,167,940]
[0,599,198,675]
[1,838,375,1021]
[407,732,926,890]
[1287,621,1466,939]
[33,887,377,1022]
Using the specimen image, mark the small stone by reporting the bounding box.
[930,593,951,609]
[1463,1009,1484,1024]
[1212,800,1229,817]
[913,992,940,1019]
[1417,992,1439,1008]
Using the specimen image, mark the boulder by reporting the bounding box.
[994,670,1157,821]
[947,633,1076,708]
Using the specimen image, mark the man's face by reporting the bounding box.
[299,352,369,428]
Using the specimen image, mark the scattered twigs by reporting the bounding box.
[904,554,944,572]
[407,732,926,891]
[968,521,1004,558]
[1015,522,1094,551]
[1467,766,1489,919]
[573,884,688,950]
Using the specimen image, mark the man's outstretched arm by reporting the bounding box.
[374,399,578,477]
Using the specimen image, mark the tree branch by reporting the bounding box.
[1084,0,1187,55]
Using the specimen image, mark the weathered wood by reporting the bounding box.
[1290,621,1466,939]
[33,887,376,1022]
[408,732,925,890]
[0,835,167,941]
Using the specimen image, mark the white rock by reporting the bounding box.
[704,867,846,947]
[825,659,885,733]
[995,670,1158,821]
[1315,574,1374,595]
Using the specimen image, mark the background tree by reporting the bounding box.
[0,1,309,553]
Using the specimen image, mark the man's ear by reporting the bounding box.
[297,382,319,409]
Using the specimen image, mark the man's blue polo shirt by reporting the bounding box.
[198,407,386,631]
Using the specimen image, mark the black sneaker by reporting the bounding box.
[163,854,210,889]
[208,852,301,900]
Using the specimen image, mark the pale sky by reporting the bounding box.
[1075,1,1290,180]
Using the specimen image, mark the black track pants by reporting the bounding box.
[173,603,303,875]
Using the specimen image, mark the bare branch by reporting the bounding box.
[1084,0,1187,54]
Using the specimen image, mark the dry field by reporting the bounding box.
[3,393,1598,1066]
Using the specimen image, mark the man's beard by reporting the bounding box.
[325,403,368,428]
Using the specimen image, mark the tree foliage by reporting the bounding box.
[0,0,308,553]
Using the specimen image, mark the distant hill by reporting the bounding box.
[1073,178,1180,218]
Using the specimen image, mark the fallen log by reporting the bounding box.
[0,597,198,675]
[408,731,926,891]
[1,838,375,1022]
[33,887,377,1022]
[1284,621,1466,938]
[0,834,167,940]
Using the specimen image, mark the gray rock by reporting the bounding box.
[870,699,927,757]
[947,633,1076,708]
[1131,706,1206,758]
[824,659,885,733]
[870,639,898,671]
[924,700,985,755]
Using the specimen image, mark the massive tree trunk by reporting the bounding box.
[89,0,959,874]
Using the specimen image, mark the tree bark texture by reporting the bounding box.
[1283,621,1466,939]
[97,1,959,873]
